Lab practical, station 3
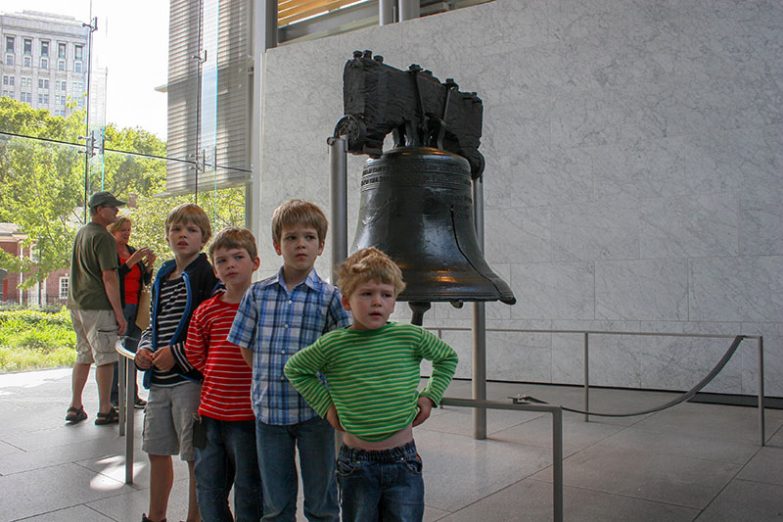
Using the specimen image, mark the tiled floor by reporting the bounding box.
[1,368,782,521]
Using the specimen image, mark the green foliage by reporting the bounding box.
[0,308,76,372]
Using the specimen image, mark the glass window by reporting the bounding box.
[74,61,82,73]
[40,57,48,69]
[40,41,49,57]
[58,59,65,71]
[74,45,83,61]
[37,93,49,105]
[23,55,31,67]
[5,36,14,53]
[59,277,69,299]
[5,54,14,66]
[38,79,49,90]
[58,43,66,59]
[24,38,32,55]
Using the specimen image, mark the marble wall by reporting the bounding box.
[255,0,783,397]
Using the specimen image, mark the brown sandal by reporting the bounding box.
[65,406,87,424]
[94,408,119,425]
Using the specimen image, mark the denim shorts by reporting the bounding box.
[141,381,201,461]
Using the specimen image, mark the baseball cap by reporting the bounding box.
[89,191,126,209]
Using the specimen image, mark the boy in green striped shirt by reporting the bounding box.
[285,247,458,521]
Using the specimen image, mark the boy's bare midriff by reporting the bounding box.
[342,425,414,451]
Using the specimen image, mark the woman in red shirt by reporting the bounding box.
[108,216,156,408]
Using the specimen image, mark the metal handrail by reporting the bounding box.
[440,397,564,522]
[431,327,766,446]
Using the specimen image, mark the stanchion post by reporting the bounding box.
[759,336,765,446]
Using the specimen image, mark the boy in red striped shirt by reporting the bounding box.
[185,227,263,521]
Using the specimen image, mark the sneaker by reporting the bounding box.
[134,397,147,409]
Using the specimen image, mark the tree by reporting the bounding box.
[0,96,247,298]
[0,98,85,287]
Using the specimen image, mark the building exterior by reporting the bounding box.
[0,223,68,308]
[0,10,89,117]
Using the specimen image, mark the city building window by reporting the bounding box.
[74,61,82,73]
[20,92,31,103]
[2,75,13,86]
[40,41,49,57]
[40,57,48,69]
[21,77,32,89]
[37,93,49,104]
[23,38,31,55]
[5,36,14,53]
[59,277,69,300]
[58,80,66,91]
[2,89,14,98]
[38,79,49,90]
[5,54,14,66]
[74,45,83,61]
[23,55,31,67]
[58,42,66,59]
[58,59,65,71]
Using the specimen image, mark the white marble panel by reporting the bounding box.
[551,195,640,262]
[739,322,783,397]
[640,193,739,259]
[688,256,746,323]
[550,319,641,386]
[484,207,552,264]
[636,321,744,394]
[682,129,769,197]
[551,86,669,148]
[484,146,594,210]
[510,262,595,320]
[592,137,690,199]
[743,256,783,322]
[481,93,553,156]
[740,189,783,256]
[596,259,688,321]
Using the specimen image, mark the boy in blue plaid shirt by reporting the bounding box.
[228,199,351,521]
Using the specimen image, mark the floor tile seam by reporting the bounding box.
[691,457,753,519]
[427,474,538,519]
[585,423,763,460]
[541,478,705,512]
[730,476,783,488]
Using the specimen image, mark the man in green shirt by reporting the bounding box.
[66,191,127,426]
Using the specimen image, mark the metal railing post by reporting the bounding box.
[552,407,563,522]
[118,355,126,437]
[584,332,589,422]
[759,336,766,446]
[124,358,135,484]
[441,397,563,522]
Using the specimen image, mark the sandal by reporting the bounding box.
[94,408,119,426]
[65,406,87,424]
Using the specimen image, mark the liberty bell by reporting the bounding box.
[334,50,516,317]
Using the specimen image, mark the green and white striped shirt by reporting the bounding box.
[284,322,458,442]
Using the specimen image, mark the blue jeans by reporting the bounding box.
[195,416,263,522]
[255,416,339,521]
[336,441,424,522]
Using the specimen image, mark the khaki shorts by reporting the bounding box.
[70,308,119,367]
[142,381,201,461]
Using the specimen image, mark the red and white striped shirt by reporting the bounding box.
[186,293,254,421]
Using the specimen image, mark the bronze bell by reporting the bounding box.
[352,146,516,306]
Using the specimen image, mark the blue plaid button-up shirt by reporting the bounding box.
[228,267,351,425]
